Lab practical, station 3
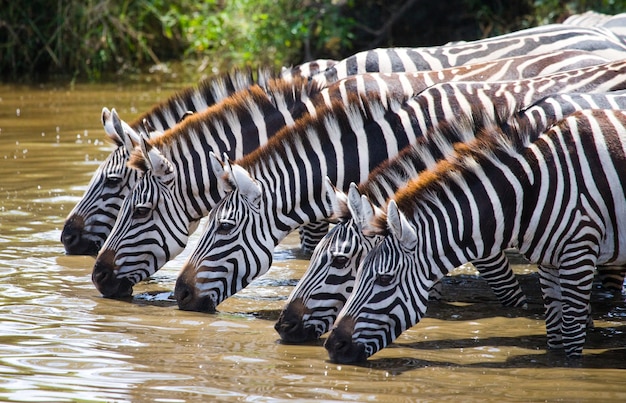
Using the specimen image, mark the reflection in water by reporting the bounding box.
[0,83,625,402]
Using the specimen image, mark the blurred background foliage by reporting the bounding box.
[1,0,625,83]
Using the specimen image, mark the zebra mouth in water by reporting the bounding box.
[91,249,134,298]
[324,317,368,364]
[274,298,321,343]
[174,278,217,313]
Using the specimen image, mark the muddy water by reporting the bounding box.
[0,82,625,402]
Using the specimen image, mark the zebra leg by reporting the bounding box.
[538,265,563,350]
[596,265,626,293]
[558,262,595,358]
[473,252,528,308]
[298,221,330,253]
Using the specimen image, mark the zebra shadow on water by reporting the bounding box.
[351,327,626,372]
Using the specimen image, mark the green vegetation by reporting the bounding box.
[1,0,625,83]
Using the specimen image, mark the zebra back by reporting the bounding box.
[314,24,626,86]
[325,108,626,363]
[309,49,611,113]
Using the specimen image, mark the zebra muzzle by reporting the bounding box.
[274,298,319,343]
[92,249,134,298]
[174,276,216,313]
[324,316,367,364]
[61,215,100,256]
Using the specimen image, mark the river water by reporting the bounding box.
[0,81,625,402]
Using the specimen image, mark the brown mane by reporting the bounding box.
[128,74,318,172]
[392,106,531,217]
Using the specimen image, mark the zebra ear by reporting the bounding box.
[138,133,175,179]
[323,177,347,222]
[360,194,387,236]
[387,200,417,250]
[225,161,262,204]
[209,151,233,193]
[347,183,364,228]
[102,108,140,151]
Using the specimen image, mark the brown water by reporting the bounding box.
[1,82,625,403]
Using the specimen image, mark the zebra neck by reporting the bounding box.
[406,154,525,274]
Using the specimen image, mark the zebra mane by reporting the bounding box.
[237,89,405,171]
[127,68,277,130]
[391,105,532,220]
[128,74,319,172]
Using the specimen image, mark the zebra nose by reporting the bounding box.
[174,275,216,313]
[324,316,366,363]
[92,249,133,298]
[61,215,99,255]
[275,298,317,343]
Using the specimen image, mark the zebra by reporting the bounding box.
[312,24,626,86]
[172,59,626,313]
[324,108,626,363]
[275,91,626,343]
[60,68,275,255]
[89,51,612,297]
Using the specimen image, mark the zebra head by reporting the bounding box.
[325,199,434,364]
[175,154,275,313]
[275,181,383,343]
[61,108,142,255]
[91,134,196,298]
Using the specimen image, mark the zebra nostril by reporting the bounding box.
[174,279,194,309]
[92,267,112,286]
[61,231,80,248]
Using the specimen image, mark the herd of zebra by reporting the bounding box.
[61,10,626,363]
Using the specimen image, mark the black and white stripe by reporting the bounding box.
[275,91,626,343]
[60,69,274,255]
[173,59,626,313]
[91,77,325,297]
[313,24,626,86]
[90,51,621,297]
[325,108,626,363]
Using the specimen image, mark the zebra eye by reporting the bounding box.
[217,221,236,234]
[330,255,349,269]
[104,175,123,188]
[133,206,151,219]
[375,273,394,286]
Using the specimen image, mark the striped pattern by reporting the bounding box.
[60,69,274,255]
[172,60,626,313]
[325,108,626,363]
[89,51,617,297]
[275,91,626,343]
[313,24,626,86]
[91,77,325,297]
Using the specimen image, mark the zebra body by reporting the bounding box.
[275,91,626,343]
[172,58,626,312]
[325,108,626,363]
[313,24,626,86]
[60,69,274,255]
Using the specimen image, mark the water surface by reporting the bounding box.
[0,82,625,402]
